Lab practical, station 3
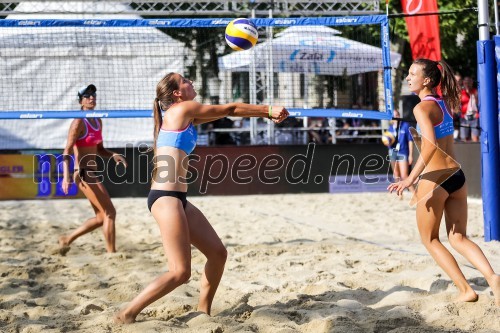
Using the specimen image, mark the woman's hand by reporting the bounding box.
[62,177,71,195]
[112,154,128,168]
[387,177,414,197]
[270,106,289,124]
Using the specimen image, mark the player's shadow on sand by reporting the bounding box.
[217,286,474,333]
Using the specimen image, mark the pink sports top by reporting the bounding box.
[74,118,103,147]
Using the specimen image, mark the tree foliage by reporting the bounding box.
[387,0,495,78]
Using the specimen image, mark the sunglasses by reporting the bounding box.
[82,93,96,98]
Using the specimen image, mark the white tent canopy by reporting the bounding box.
[0,1,192,149]
[218,25,401,75]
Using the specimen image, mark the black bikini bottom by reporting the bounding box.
[440,169,466,194]
[147,190,187,212]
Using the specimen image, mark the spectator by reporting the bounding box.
[453,72,463,141]
[459,76,479,142]
[387,109,414,195]
[212,117,235,145]
[308,117,328,144]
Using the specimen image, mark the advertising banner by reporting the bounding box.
[0,154,82,199]
[401,0,441,60]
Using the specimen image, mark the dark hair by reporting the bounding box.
[413,58,460,112]
[152,72,179,180]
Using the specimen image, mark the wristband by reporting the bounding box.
[268,105,273,119]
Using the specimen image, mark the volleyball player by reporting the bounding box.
[59,84,127,254]
[114,72,289,323]
[388,59,500,306]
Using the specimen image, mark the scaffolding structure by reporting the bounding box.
[0,0,386,145]
[0,0,380,17]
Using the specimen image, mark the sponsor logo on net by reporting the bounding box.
[86,112,109,118]
[274,19,296,25]
[19,113,43,119]
[341,112,364,118]
[335,17,358,24]
[383,25,389,47]
[84,20,106,26]
[18,20,41,26]
[149,20,172,26]
[211,19,232,25]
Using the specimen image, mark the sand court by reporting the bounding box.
[0,193,498,332]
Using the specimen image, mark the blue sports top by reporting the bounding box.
[388,121,413,155]
[157,123,198,155]
[416,95,454,139]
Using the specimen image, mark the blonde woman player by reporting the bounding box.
[59,84,127,254]
[388,59,500,306]
[114,72,288,323]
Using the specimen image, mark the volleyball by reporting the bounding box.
[225,18,258,51]
[381,131,395,147]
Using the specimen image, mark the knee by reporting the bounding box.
[420,235,439,249]
[172,268,191,285]
[209,246,228,265]
[448,232,466,248]
[218,246,228,264]
[94,214,104,226]
[104,207,116,220]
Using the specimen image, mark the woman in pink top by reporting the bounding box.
[59,84,127,254]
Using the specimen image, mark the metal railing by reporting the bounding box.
[198,125,384,145]
[0,1,381,16]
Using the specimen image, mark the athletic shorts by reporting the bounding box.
[388,149,409,162]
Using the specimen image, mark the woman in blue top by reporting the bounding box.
[388,109,414,194]
[388,59,500,306]
[115,72,289,324]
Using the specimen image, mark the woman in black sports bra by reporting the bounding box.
[388,59,500,306]
[114,72,289,324]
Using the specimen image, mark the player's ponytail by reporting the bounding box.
[151,72,178,181]
[152,97,162,152]
[437,60,460,113]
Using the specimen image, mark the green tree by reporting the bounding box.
[388,0,496,78]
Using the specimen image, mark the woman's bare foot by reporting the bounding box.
[58,235,71,256]
[455,289,478,303]
[488,274,500,306]
[114,310,136,325]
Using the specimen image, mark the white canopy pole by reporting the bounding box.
[249,6,258,144]
[266,2,275,145]
[494,0,499,35]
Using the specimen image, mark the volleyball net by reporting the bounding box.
[0,16,399,149]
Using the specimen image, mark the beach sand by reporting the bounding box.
[0,193,498,333]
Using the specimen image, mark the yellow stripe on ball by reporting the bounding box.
[226,28,258,45]
[225,19,259,51]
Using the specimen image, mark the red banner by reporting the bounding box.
[401,0,441,61]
